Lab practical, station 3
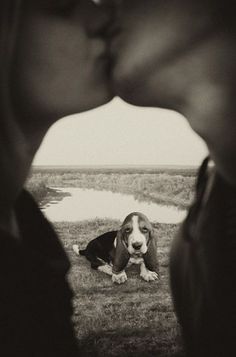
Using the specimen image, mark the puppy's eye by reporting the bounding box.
[124,228,131,234]
[141,227,149,233]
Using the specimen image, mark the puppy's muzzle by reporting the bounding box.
[132,242,143,250]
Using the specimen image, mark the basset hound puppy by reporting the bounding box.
[73,212,159,284]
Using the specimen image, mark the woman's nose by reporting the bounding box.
[87,0,122,38]
[91,0,123,6]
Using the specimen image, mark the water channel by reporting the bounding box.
[42,187,186,224]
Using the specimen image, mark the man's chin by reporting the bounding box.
[110,56,159,108]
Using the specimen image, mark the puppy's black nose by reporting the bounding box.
[132,242,142,250]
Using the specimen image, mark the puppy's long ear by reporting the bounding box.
[112,229,130,274]
[143,228,159,273]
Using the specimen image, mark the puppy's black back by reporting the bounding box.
[79,230,118,269]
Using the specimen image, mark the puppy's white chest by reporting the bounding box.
[127,257,144,267]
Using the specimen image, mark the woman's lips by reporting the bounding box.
[91,22,121,77]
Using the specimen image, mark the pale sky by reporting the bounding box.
[33,98,208,166]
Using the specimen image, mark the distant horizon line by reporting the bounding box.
[32,163,200,169]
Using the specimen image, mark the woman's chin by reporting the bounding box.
[13,81,114,128]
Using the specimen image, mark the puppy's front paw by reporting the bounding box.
[72,244,79,255]
[140,270,159,282]
[112,271,127,284]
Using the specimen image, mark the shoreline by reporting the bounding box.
[38,187,71,208]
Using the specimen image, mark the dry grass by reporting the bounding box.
[55,219,185,357]
[27,168,196,209]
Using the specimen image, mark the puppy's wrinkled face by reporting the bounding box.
[121,213,152,256]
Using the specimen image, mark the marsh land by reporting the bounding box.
[26,166,197,356]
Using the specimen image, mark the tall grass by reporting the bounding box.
[26,169,196,209]
[26,176,48,203]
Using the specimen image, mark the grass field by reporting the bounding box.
[26,166,195,356]
[55,219,185,357]
[27,166,197,209]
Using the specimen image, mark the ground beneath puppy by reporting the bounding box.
[55,219,185,357]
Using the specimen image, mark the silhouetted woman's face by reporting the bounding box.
[0,0,116,211]
[11,0,114,126]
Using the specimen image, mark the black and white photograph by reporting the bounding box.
[1,1,235,356]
